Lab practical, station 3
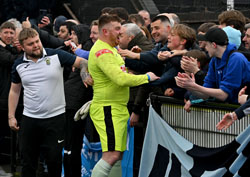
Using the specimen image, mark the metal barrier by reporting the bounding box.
[150,94,250,148]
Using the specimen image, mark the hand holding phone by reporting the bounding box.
[70,42,77,49]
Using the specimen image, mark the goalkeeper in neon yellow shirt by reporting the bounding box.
[88,15,159,177]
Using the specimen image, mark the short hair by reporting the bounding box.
[101,7,113,15]
[138,10,150,15]
[245,23,250,30]
[184,49,208,69]
[122,23,141,37]
[246,17,250,24]
[170,13,180,24]
[218,10,246,33]
[7,18,22,28]
[128,14,145,27]
[0,21,16,32]
[109,7,129,22]
[91,20,99,26]
[18,28,39,45]
[60,21,77,35]
[98,14,122,31]
[71,24,90,46]
[90,20,99,29]
[197,22,217,33]
[171,24,196,49]
[152,15,171,26]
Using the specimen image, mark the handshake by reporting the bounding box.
[74,100,92,121]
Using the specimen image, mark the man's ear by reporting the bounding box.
[166,25,171,32]
[212,42,217,48]
[180,39,187,46]
[129,35,135,41]
[102,28,108,36]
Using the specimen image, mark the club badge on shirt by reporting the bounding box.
[46,58,51,65]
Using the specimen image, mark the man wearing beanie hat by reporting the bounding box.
[54,15,67,34]
[176,27,250,107]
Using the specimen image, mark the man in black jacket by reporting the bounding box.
[0,21,23,163]
[119,23,154,51]
[118,23,155,176]
[119,15,172,76]
[63,23,94,177]
[118,22,155,121]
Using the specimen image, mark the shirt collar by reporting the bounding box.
[23,48,47,62]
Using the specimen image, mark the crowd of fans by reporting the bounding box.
[0,5,250,177]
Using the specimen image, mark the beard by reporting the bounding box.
[109,33,120,47]
[27,48,43,59]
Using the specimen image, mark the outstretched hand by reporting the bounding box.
[118,49,139,59]
[146,72,160,81]
[216,112,237,130]
[157,51,172,61]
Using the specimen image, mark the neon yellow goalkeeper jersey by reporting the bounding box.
[88,39,149,106]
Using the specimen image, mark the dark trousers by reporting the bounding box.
[0,110,10,164]
[64,109,86,177]
[19,114,65,177]
[0,108,22,164]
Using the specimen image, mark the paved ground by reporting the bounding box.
[0,165,14,177]
[0,162,21,177]
[0,163,50,177]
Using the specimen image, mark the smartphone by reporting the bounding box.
[39,9,48,16]
[70,42,77,49]
[39,9,48,24]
